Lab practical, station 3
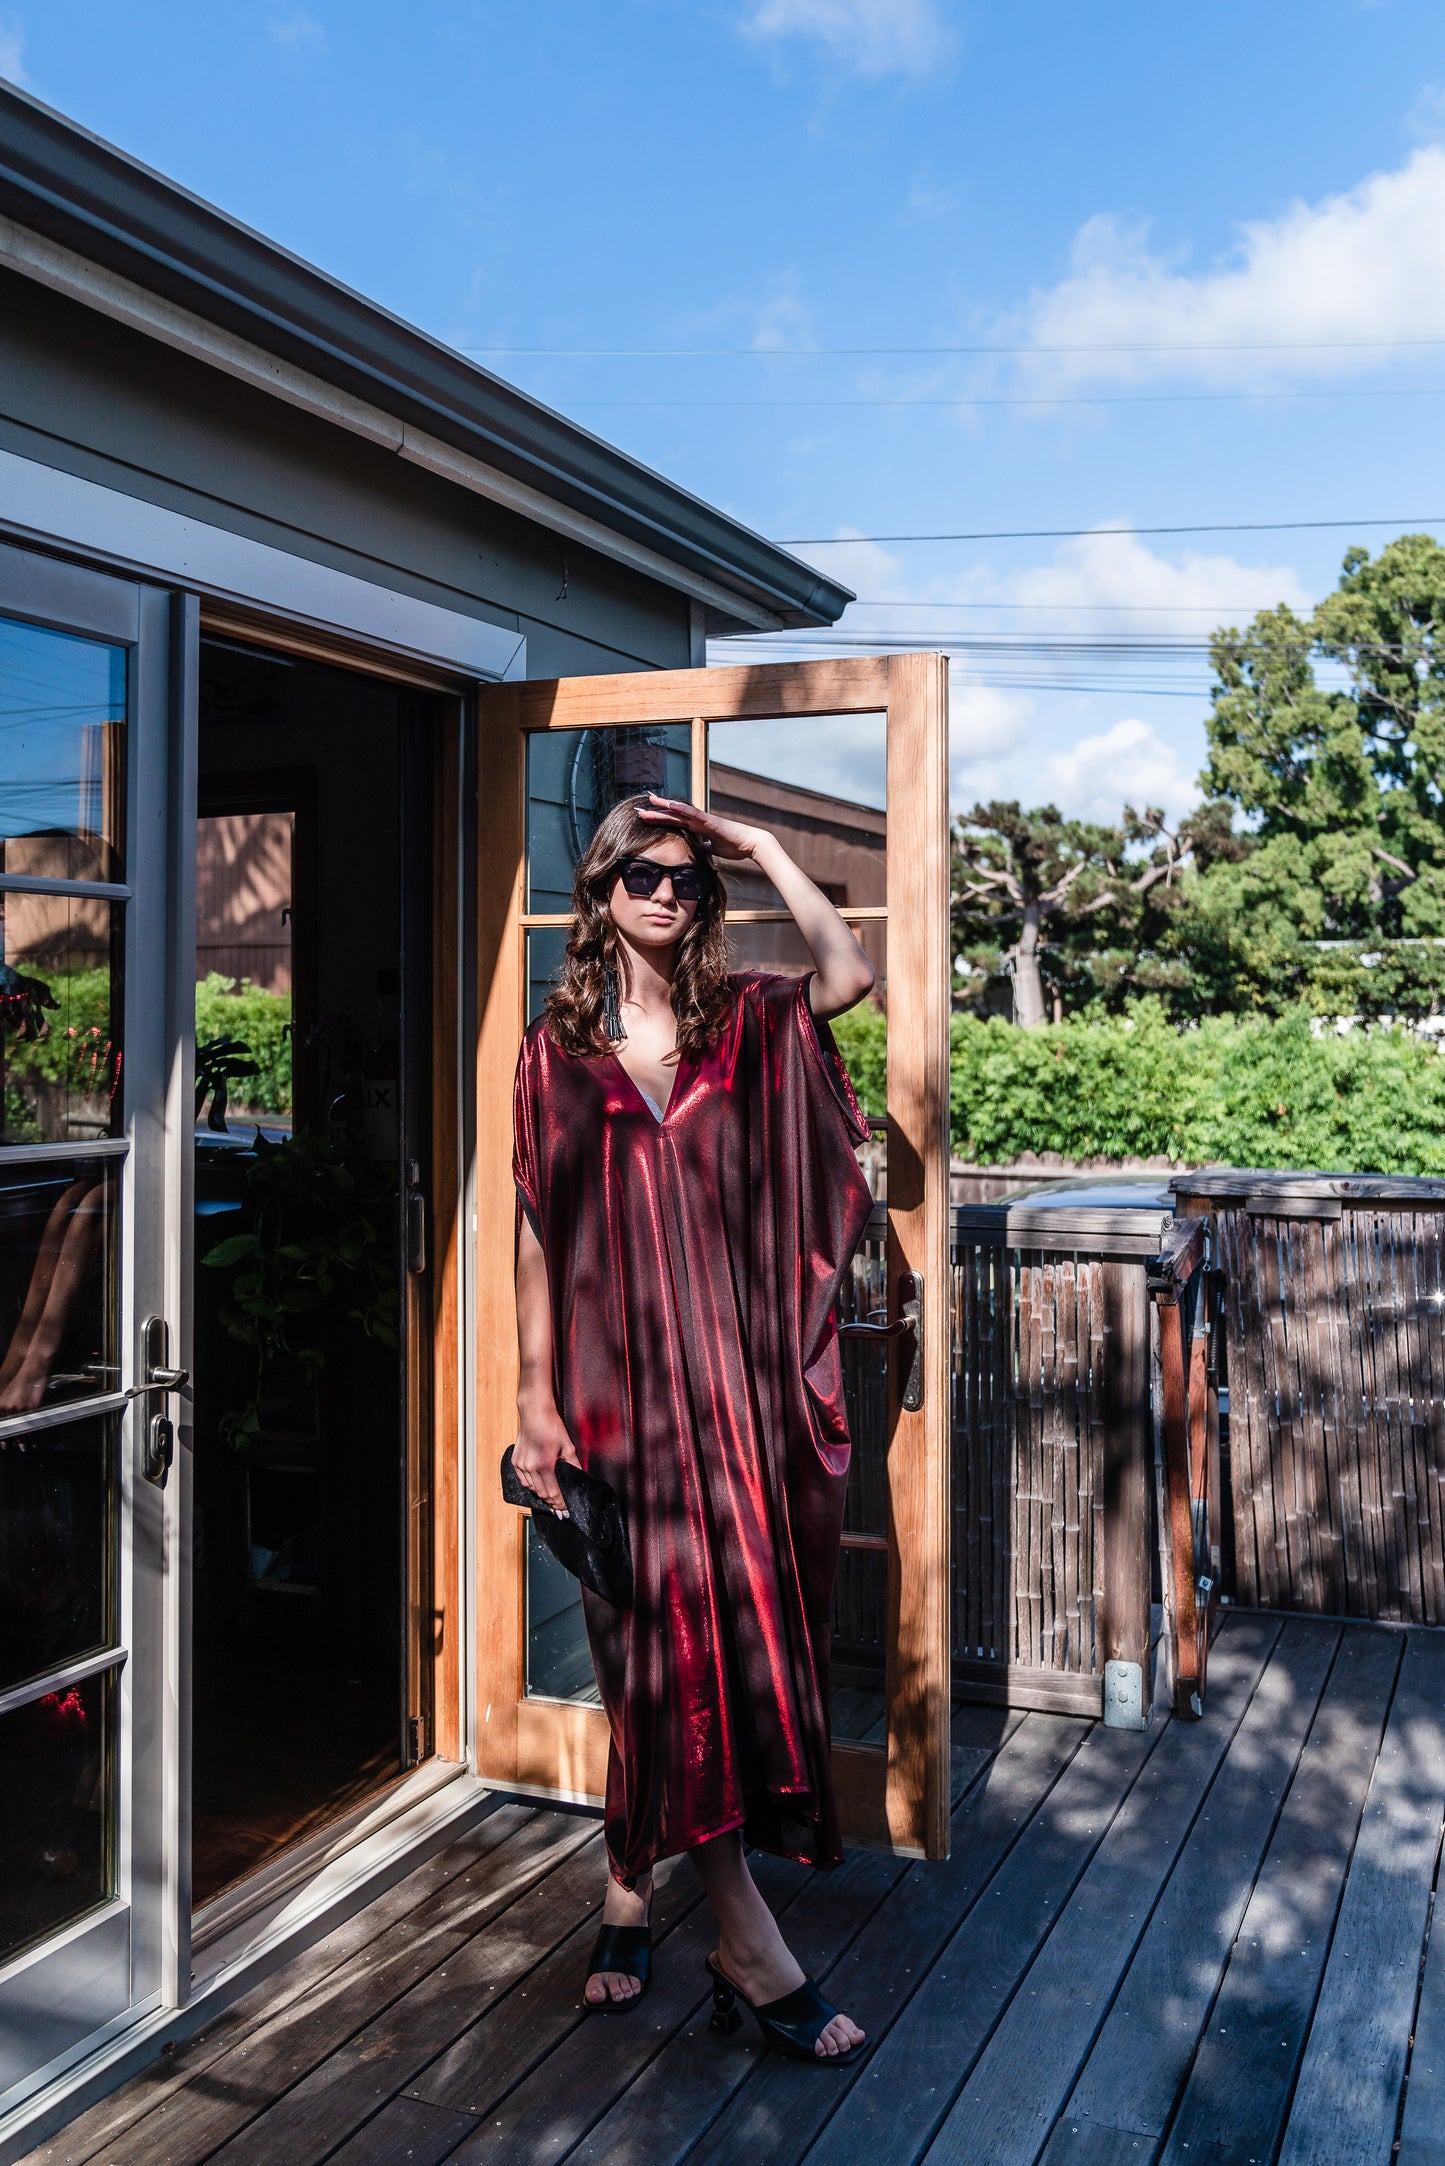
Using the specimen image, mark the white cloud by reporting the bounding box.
[0,16,29,85]
[1020,145,1445,387]
[268,13,327,53]
[740,0,953,79]
[1038,718,1196,825]
[1006,527,1311,628]
[767,526,1312,820]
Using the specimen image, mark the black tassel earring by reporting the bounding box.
[603,964,626,1043]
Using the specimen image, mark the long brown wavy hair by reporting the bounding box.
[544,796,734,1057]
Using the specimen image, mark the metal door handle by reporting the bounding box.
[838,1272,924,1411]
[138,1317,186,1487]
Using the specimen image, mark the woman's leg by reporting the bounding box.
[690,1831,864,2058]
[584,1867,653,2006]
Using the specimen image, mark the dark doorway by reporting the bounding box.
[190,636,434,1907]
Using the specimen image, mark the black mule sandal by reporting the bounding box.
[585,1920,652,2012]
[705,1954,868,2066]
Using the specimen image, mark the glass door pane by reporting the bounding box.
[707,709,891,1746]
[0,550,176,2098]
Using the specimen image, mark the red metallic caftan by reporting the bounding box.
[512,971,873,1887]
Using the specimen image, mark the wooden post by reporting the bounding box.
[1098,1262,1152,1727]
[1158,1292,1203,1718]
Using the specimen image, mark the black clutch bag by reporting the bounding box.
[500,1446,634,1610]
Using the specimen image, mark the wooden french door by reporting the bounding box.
[474,655,951,1859]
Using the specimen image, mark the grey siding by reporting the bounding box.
[0,269,691,678]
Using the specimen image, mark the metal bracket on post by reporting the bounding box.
[1104,1658,1147,1730]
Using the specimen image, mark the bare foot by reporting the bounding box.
[584,1871,651,2007]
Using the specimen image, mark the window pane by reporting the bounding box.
[831,1545,887,1743]
[525,927,569,1027]
[712,724,887,995]
[0,615,126,883]
[0,1666,115,1965]
[0,1412,116,1691]
[526,726,690,914]
[0,896,122,1145]
[525,1520,599,1704]
[0,1162,117,1415]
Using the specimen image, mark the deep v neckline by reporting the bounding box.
[609,1047,687,1125]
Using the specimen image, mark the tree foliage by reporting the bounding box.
[952,534,1445,1025]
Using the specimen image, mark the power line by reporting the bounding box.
[572,387,1445,411]
[463,336,1445,357]
[780,516,1444,544]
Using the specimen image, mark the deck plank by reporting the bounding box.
[563,1844,906,2166]
[199,1831,616,2165]
[322,2094,478,2166]
[437,1854,808,2166]
[1399,1855,1445,2166]
[18,1798,521,2166]
[1040,1618,1340,2159]
[921,1615,1287,2166]
[84,1809,595,2166]
[405,1840,705,2118]
[681,1710,1090,2166]
[1279,1630,1445,2166]
[792,1716,1163,2166]
[21,1620,1444,2166]
[1157,1625,1404,2166]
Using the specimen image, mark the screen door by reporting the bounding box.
[474,655,950,1858]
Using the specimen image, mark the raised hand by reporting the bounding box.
[634,792,769,867]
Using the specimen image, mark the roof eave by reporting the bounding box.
[0,82,853,632]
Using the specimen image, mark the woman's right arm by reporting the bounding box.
[511,1213,580,1512]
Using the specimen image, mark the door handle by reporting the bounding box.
[837,1272,924,1411]
[137,1316,187,1488]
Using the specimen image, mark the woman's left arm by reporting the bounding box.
[638,793,875,1020]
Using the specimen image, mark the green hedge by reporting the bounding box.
[830,998,1445,1175]
[194,974,292,1113]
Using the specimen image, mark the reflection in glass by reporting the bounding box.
[708,712,886,817]
[525,1520,599,1704]
[709,728,887,994]
[0,615,126,883]
[0,1666,115,1966]
[526,726,690,914]
[526,927,569,1028]
[0,1413,115,1692]
[0,897,122,1144]
[0,1161,116,1416]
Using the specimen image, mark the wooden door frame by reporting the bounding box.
[474,655,951,1860]
[190,608,470,1784]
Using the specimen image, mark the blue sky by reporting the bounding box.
[7,1,1445,823]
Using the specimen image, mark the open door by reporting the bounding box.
[474,656,951,1859]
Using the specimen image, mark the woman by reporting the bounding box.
[511,787,876,2063]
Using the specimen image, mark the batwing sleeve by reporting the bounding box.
[746,973,875,1417]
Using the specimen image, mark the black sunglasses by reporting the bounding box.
[615,855,711,904]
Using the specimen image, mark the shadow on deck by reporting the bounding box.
[25,1613,1445,2166]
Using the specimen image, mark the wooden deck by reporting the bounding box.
[27,1613,1445,2166]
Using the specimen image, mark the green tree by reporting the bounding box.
[1180,534,1445,1014]
[951,800,1199,1025]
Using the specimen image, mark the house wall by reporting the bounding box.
[0,268,693,679]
